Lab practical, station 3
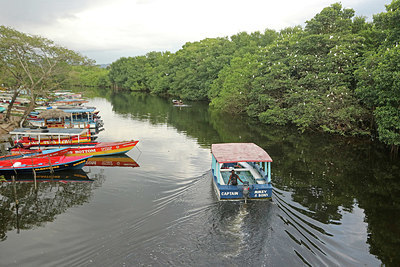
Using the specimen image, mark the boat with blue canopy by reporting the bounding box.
[211,143,273,202]
[28,106,103,131]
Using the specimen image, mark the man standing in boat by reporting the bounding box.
[227,167,244,186]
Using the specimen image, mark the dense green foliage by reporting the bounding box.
[355,0,400,149]
[0,26,88,123]
[106,1,399,149]
[63,65,111,89]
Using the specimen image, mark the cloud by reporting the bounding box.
[351,0,389,18]
[0,0,392,63]
[0,0,108,26]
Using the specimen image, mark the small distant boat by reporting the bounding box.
[172,99,189,107]
[172,99,183,105]
[0,155,91,174]
[211,143,273,202]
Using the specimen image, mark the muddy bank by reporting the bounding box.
[0,117,19,150]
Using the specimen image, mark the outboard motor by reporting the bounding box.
[242,181,250,203]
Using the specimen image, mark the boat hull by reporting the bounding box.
[212,171,273,201]
[16,137,92,148]
[4,148,70,159]
[65,141,139,157]
[10,141,138,157]
[0,156,91,174]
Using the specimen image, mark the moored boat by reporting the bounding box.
[0,155,91,174]
[211,143,273,202]
[10,127,94,148]
[1,147,70,160]
[64,141,139,157]
[10,140,139,157]
[28,106,103,132]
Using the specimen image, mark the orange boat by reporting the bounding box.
[65,141,139,157]
[11,141,139,157]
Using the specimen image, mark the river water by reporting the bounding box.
[0,91,399,266]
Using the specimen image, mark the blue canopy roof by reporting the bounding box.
[46,106,96,113]
[60,108,96,113]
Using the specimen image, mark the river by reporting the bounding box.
[0,91,399,266]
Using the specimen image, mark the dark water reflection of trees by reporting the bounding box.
[0,171,104,242]
[105,91,400,265]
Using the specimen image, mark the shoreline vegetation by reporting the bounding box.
[1,1,399,153]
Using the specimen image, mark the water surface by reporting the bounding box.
[0,92,399,266]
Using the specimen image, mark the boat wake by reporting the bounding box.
[220,203,249,258]
[50,170,378,267]
[272,187,375,266]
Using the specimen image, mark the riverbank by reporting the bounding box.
[0,116,19,141]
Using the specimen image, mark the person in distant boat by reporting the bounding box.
[228,168,243,186]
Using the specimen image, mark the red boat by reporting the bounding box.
[0,155,91,174]
[1,148,70,160]
[10,127,94,148]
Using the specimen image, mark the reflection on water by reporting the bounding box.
[103,92,400,266]
[2,170,93,183]
[85,154,139,168]
[0,170,104,242]
[0,90,399,266]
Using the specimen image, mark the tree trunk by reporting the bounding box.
[390,145,398,159]
[18,97,36,127]
[4,89,20,122]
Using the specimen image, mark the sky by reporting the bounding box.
[0,0,392,64]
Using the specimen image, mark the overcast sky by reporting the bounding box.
[0,0,392,64]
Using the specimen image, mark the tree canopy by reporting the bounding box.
[1,2,393,149]
[0,26,89,124]
[106,1,400,150]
